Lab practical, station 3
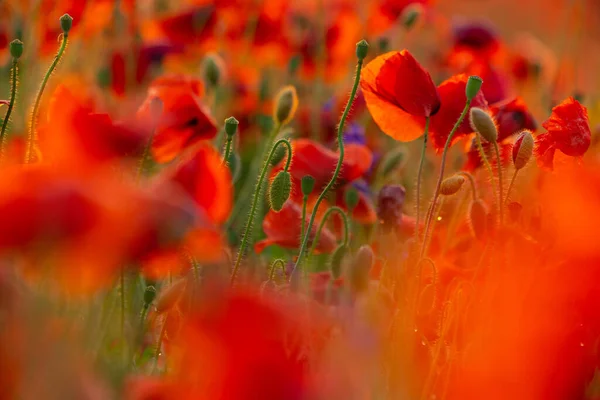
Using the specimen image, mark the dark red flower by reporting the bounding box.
[156,5,217,47]
[361,50,441,142]
[491,97,537,142]
[535,97,591,169]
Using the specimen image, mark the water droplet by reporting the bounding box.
[436,216,442,221]
[421,339,426,346]
[580,342,585,347]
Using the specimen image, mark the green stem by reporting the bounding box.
[505,169,519,206]
[291,58,364,279]
[230,138,293,285]
[457,171,478,201]
[26,33,68,164]
[492,141,504,224]
[300,194,308,243]
[268,259,286,282]
[222,137,233,165]
[0,59,18,161]
[308,206,350,259]
[414,117,430,240]
[420,100,471,258]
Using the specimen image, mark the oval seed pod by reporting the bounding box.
[9,39,23,59]
[512,130,534,170]
[468,199,488,240]
[440,175,465,196]
[202,53,224,88]
[269,171,292,212]
[273,86,298,126]
[465,75,483,101]
[330,244,348,279]
[344,187,359,212]
[224,116,239,138]
[355,39,370,60]
[301,175,315,196]
[470,107,498,143]
[60,13,73,34]
[401,3,424,30]
[270,144,287,166]
[143,285,157,307]
[349,245,375,295]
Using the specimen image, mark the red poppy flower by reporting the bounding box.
[535,97,591,169]
[255,201,337,254]
[156,4,217,47]
[446,21,501,69]
[366,0,430,35]
[429,74,489,152]
[138,75,218,163]
[465,62,510,104]
[361,50,441,142]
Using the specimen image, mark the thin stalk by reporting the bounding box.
[0,59,18,161]
[457,171,478,201]
[492,141,504,224]
[290,57,365,279]
[420,101,471,258]
[231,138,292,284]
[300,194,308,243]
[505,169,519,206]
[222,136,233,165]
[26,33,69,164]
[414,117,430,241]
[268,259,286,282]
[308,206,350,259]
[151,316,168,374]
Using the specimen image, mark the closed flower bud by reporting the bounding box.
[9,39,23,59]
[273,86,298,126]
[224,116,239,138]
[470,107,498,143]
[301,175,316,196]
[60,13,73,34]
[468,199,488,240]
[345,187,359,212]
[440,175,465,196]
[202,53,224,88]
[349,245,374,294]
[330,244,348,279]
[288,54,302,76]
[356,39,370,60]
[143,285,156,306]
[512,130,534,170]
[465,75,483,101]
[269,171,292,212]
[270,144,287,166]
[401,3,424,30]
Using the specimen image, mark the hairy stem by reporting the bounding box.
[492,141,504,224]
[457,171,478,201]
[414,117,430,240]
[0,59,18,161]
[308,206,350,259]
[505,169,519,206]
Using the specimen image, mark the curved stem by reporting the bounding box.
[457,171,478,201]
[268,259,286,282]
[300,194,308,244]
[414,117,430,241]
[291,58,364,279]
[26,33,69,164]
[222,137,233,165]
[474,134,498,205]
[230,138,292,284]
[0,59,18,161]
[420,100,471,258]
[492,141,504,224]
[137,126,157,182]
[151,315,168,374]
[308,206,350,259]
[505,169,519,206]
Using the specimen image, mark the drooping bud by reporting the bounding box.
[269,171,292,212]
[273,85,298,126]
[465,75,483,101]
[356,39,370,60]
[401,3,424,30]
[301,175,315,197]
[143,285,157,306]
[512,130,534,170]
[329,244,348,279]
[440,175,465,196]
[344,187,359,212]
[270,144,287,166]
[60,13,73,34]
[9,39,23,59]
[349,245,374,295]
[468,199,488,240]
[470,107,498,143]
[202,53,224,88]
[377,184,406,234]
[224,116,239,138]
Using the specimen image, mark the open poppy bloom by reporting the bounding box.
[138,75,218,163]
[535,97,591,169]
[361,50,441,142]
[445,21,502,70]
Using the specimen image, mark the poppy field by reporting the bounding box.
[2,0,600,399]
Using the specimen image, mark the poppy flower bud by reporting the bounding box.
[143,285,157,306]
[301,175,315,196]
[470,107,498,142]
[401,3,424,30]
[380,147,406,177]
[60,13,73,34]
[512,130,534,170]
[440,175,465,195]
[356,39,370,60]
[349,245,374,294]
[468,199,488,239]
[270,145,287,166]
[273,85,298,126]
[9,39,23,59]
[224,116,238,138]
[330,244,348,279]
[269,171,292,212]
[202,53,223,88]
[345,187,359,212]
[377,184,405,234]
[465,75,483,101]
[156,279,187,313]
[288,54,302,76]
[378,37,390,54]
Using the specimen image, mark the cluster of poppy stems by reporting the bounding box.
[1,1,600,399]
